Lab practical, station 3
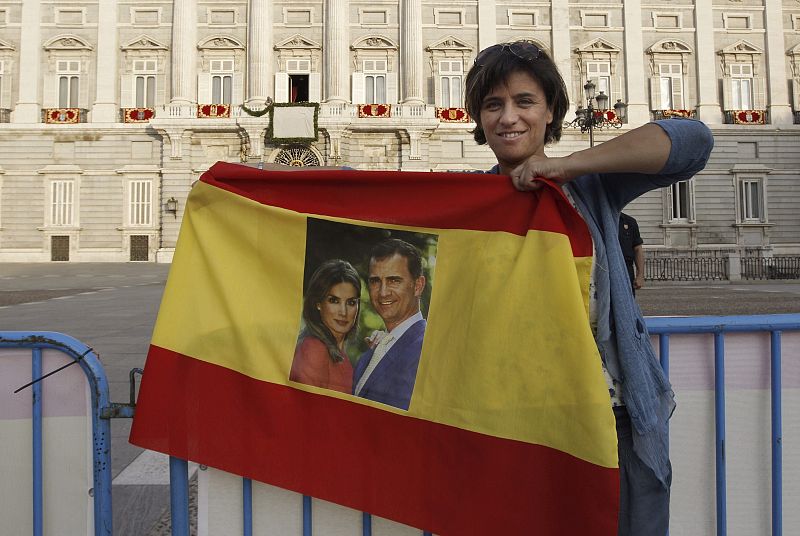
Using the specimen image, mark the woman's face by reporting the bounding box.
[480,71,553,174]
[318,282,359,344]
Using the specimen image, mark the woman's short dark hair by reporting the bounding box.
[464,41,569,147]
[302,259,362,363]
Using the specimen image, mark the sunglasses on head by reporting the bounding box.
[474,41,541,66]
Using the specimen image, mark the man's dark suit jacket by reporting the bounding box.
[352,319,426,410]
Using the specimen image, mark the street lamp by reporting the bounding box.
[565,80,627,147]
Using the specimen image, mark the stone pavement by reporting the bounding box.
[1,262,798,535]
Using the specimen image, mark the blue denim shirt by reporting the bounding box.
[490,119,714,486]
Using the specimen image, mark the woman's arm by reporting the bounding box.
[510,119,713,192]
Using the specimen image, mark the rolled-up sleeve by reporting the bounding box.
[653,118,714,181]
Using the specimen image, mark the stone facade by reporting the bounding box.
[0,0,799,262]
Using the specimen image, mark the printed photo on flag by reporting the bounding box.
[290,217,438,410]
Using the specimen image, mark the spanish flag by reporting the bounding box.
[130,162,619,535]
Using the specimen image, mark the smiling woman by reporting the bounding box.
[464,41,714,536]
[289,259,362,394]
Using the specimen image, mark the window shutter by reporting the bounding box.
[308,72,321,103]
[722,77,733,111]
[351,72,365,104]
[664,186,673,222]
[649,76,662,111]
[156,74,166,106]
[233,72,244,105]
[197,73,211,103]
[386,72,398,104]
[793,79,800,111]
[120,74,134,108]
[274,72,289,103]
[688,179,696,222]
[672,77,684,109]
[752,76,766,110]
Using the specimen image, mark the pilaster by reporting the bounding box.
[12,0,42,123]
[324,0,349,103]
[622,0,648,125]
[764,0,793,125]
[171,0,197,104]
[477,0,497,53]
[694,0,722,124]
[550,3,574,113]
[400,0,424,104]
[92,0,119,122]
[247,0,272,105]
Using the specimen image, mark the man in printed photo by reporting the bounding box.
[353,239,427,410]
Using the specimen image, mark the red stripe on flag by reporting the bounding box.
[200,162,593,257]
[130,345,618,535]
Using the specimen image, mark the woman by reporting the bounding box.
[464,42,713,535]
[290,259,361,394]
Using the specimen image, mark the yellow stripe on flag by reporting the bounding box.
[153,181,616,468]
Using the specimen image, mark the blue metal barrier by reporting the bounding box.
[168,314,800,536]
[647,314,800,536]
[0,332,114,536]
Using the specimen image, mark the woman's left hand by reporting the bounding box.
[509,154,573,191]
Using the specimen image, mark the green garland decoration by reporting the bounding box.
[266,102,320,144]
[240,102,271,117]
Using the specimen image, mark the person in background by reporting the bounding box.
[619,212,644,294]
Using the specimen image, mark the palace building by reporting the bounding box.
[0,0,799,264]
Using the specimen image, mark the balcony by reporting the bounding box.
[121,107,155,123]
[42,108,87,124]
[0,108,10,123]
[725,109,768,125]
[652,109,695,121]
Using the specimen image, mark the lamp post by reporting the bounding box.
[566,80,628,147]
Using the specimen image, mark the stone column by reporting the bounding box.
[13,0,42,123]
[622,0,648,125]
[92,0,119,122]
[694,0,722,123]
[400,0,424,104]
[324,0,349,102]
[764,0,793,125]
[550,3,573,113]
[170,0,197,104]
[246,0,272,105]
[477,0,497,52]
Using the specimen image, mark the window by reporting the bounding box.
[435,10,463,26]
[658,64,683,109]
[587,61,611,102]
[208,9,236,25]
[57,61,80,108]
[284,8,312,26]
[51,180,74,226]
[724,14,751,30]
[364,59,387,103]
[581,12,609,28]
[134,60,157,108]
[669,180,692,222]
[730,64,753,109]
[439,60,463,108]
[360,9,387,25]
[653,14,680,29]
[210,59,233,105]
[509,10,537,27]
[129,180,152,226]
[0,60,4,106]
[739,177,764,222]
[131,8,160,26]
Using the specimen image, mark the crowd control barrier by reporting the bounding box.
[169,314,800,536]
[0,332,134,536]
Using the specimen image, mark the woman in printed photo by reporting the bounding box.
[290,259,361,393]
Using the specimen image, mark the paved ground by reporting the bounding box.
[1,262,798,535]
